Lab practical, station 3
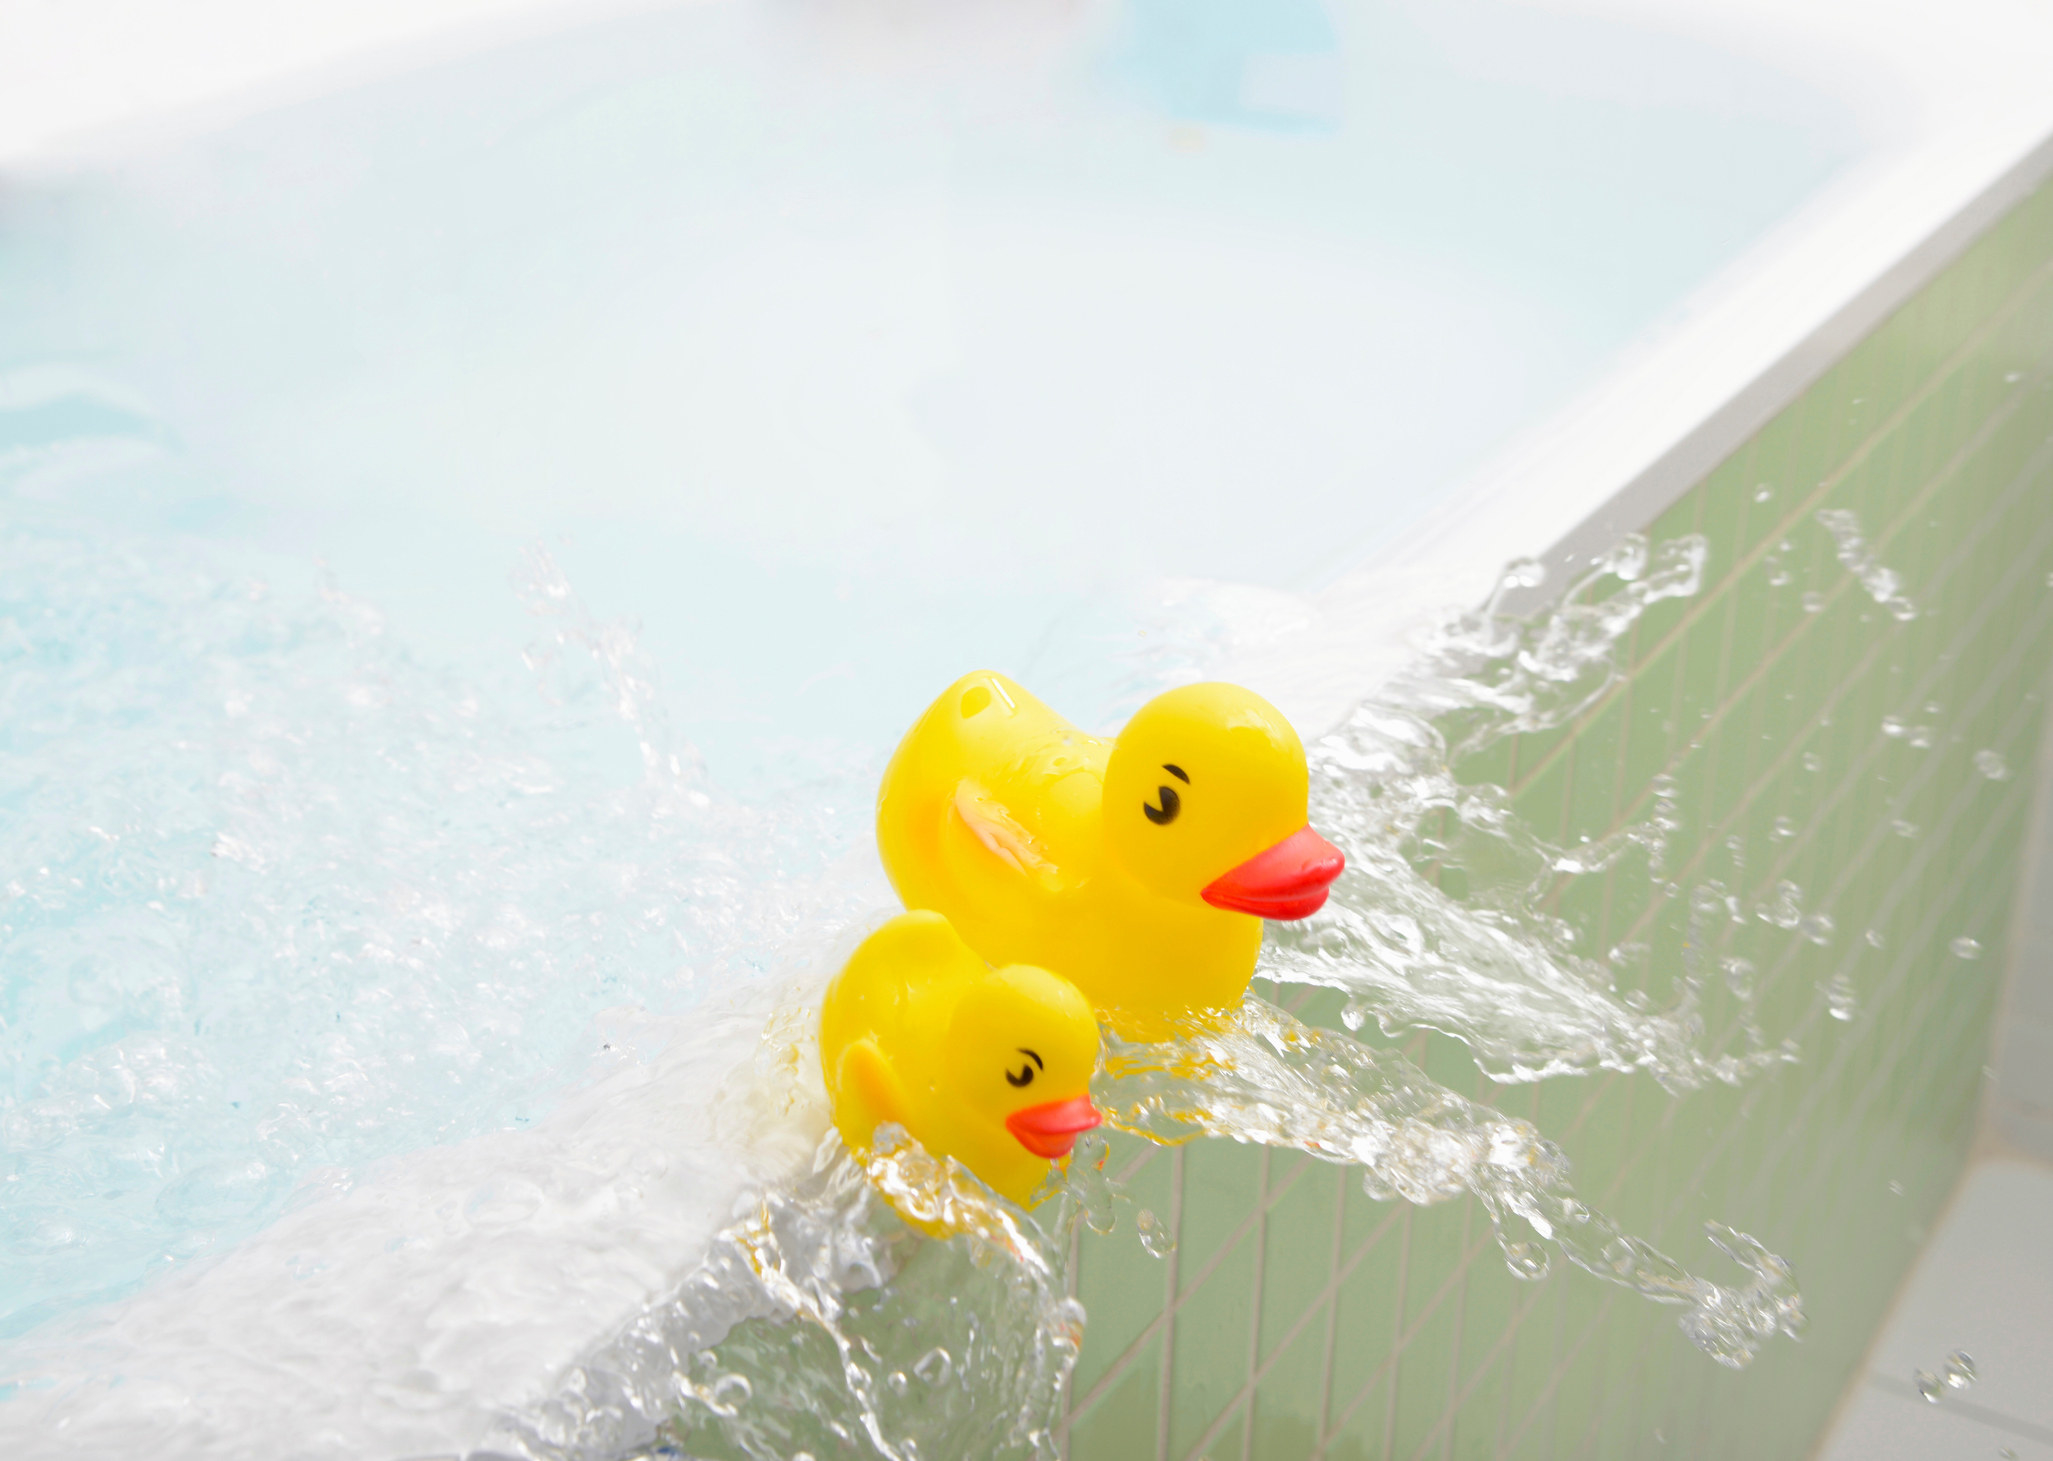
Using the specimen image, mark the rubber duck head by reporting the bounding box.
[944,964,1102,1161]
[1102,682,1345,918]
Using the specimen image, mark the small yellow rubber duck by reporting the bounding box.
[877,672,1345,1039]
[819,910,1102,1209]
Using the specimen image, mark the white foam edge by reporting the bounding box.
[0,978,842,1458]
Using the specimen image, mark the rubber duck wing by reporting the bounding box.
[834,1036,912,1153]
[880,673,1105,918]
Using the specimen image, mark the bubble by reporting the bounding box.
[1892,820,1919,839]
[1915,1369,1943,1402]
[1754,485,1774,503]
[1882,716,1907,738]
[1771,815,1797,841]
[1943,1350,1976,1389]
[1826,973,1858,1022]
[1974,749,2012,781]
[1135,1208,1175,1259]
[1951,937,1982,961]
[1865,929,1886,949]
[1817,508,1916,618]
[1801,592,1826,614]
[1802,913,1835,946]
[1758,880,1805,930]
[1801,751,1823,773]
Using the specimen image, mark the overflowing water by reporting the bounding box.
[0,509,1840,1457]
[1265,535,1801,1092]
[1099,998,1805,1368]
[507,1128,1087,1461]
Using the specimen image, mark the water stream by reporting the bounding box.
[1,513,1842,1458]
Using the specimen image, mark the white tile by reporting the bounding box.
[1817,1380,2053,1461]
[1990,1100,2053,1168]
[1864,1160,2053,1433]
[1997,1017,2053,1112]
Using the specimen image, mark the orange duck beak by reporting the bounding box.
[1005,1094,1102,1159]
[1201,825,1346,919]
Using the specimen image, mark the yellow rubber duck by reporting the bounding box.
[819,910,1102,1209]
[876,672,1345,1039]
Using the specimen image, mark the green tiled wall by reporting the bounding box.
[1061,174,2053,1460]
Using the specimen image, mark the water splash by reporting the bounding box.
[1816,508,1918,621]
[502,1129,1086,1461]
[1096,998,1805,1368]
[1974,749,2013,781]
[1825,972,1859,1023]
[1264,536,1801,1093]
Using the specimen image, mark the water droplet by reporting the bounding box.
[1801,591,1826,613]
[1943,1350,1976,1389]
[912,1347,953,1386]
[2000,1448,2018,1460]
[1915,1368,1943,1402]
[1974,749,2012,781]
[1500,1240,1550,1280]
[1892,820,1919,839]
[1865,929,1887,949]
[1908,725,1936,750]
[1803,913,1835,946]
[2006,371,2023,383]
[1758,879,1806,929]
[1951,937,1982,961]
[1136,1207,1175,1258]
[1923,700,1944,717]
[1722,957,1756,999]
[1771,815,1797,841]
[1827,973,1858,1022]
[1887,1179,1905,1195]
[886,1370,910,1395]
[1801,751,1823,773]
[1882,716,1907,738]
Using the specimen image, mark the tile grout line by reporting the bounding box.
[1153,1146,1184,1461]
[1508,247,2053,801]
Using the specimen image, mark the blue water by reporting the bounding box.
[0,0,1860,1354]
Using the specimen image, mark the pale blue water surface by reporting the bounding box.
[0,0,1860,1371]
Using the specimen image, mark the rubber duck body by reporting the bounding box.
[820,910,1102,1210]
[877,673,1346,1040]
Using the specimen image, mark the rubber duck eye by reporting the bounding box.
[1143,783,1181,826]
[1006,1048,1043,1088]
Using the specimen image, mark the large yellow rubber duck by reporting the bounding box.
[877,673,1345,1039]
[819,910,1102,1209]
